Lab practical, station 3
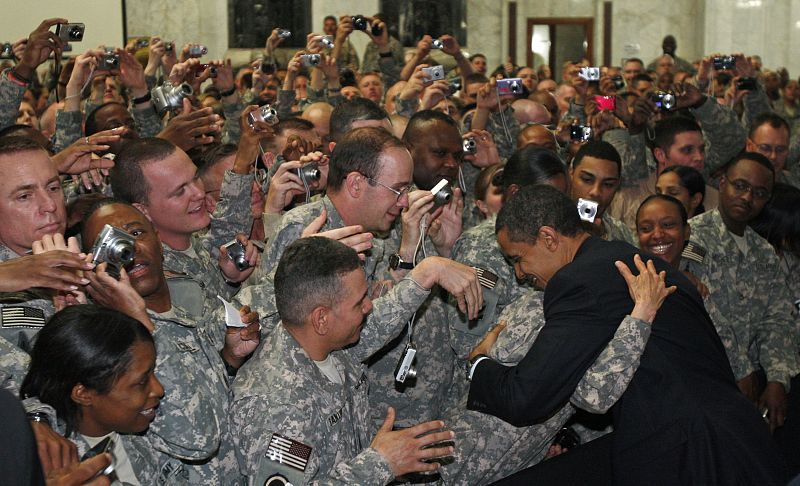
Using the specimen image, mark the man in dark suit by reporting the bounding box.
[467,185,787,485]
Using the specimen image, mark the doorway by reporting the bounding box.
[527,18,594,82]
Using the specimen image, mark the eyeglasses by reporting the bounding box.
[755,144,788,156]
[365,176,412,202]
[730,179,771,200]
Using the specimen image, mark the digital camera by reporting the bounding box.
[320,35,335,49]
[97,51,120,71]
[431,39,444,49]
[193,63,217,77]
[90,224,135,279]
[496,78,523,96]
[151,82,193,116]
[594,95,616,111]
[352,15,383,36]
[463,137,477,155]
[736,77,757,91]
[0,43,13,59]
[293,162,321,186]
[164,41,174,52]
[222,239,250,271]
[570,125,592,142]
[431,179,453,207]
[188,45,208,56]
[277,29,292,39]
[301,54,321,67]
[394,343,417,383]
[421,65,445,82]
[448,77,461,96]
[650,91,676,111]
[135,38,150,49]
[578,66,601,81]
[577,198,599,223]
[611,75,625,90]
[248,105,279,127]
[55,23,85,42]
[713,56,735,70]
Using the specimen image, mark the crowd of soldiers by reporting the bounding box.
[0,14,798,486]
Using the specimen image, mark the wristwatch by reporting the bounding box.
[389,253,414,270]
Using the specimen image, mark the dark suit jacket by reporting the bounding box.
[468,237,786,485]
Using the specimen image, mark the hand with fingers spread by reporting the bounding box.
[419,80,450,111]
[370,407,455,477]
[116,48,148,98]
[219,234,260,283]
[52,129,119,175]
[222,305,261,369]
[614,254,677,323]
[144,36,165,77]
[85,263,153,332]
[475,80,499,111]
[411,257,483,320]
[469,321,506,360]
[157,98,220,151]
[210,58,236,96]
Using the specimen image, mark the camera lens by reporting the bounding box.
[406,366,417,380]
[69,27,82,39]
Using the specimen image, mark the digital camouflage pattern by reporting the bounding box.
[0,69,26,130]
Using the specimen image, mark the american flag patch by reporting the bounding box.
[266,434,312,472]
[0,306,46,328]
[681,241,706,264]
[473,267,498,289]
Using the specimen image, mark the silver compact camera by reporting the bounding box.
[0,42,13,59]
[650,91,676,111]
[222,239,249,271]
[496,78,523,96]
[463,137,477,155]
[421,65,445,82]
[431,179,453,207]
[188,45,207,56]
[301,54,321,67]
[91,224,135,279]
[248,104,279,128]
[320,35,335,49]
[394,343,417,383]
[97,49,120,71]
[578,66,601,81]
[294,162,321,186]
[277,29,292,39]
[448,77,461,95]
[577,198,599,223]
[151,82,193,116]
[55,23,85,42]
[431,39,444,49]
[713,56,735,70]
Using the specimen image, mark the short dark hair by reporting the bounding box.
[660,165,706,214]
[329,97,388,143]
[501,146,566,190]
[276,117,316,135]
[402,110,459,146]
[111,138,177,204]
[328,127,407,191]
[749,112,791,139]
[85,102,128,136]
[625,57,644,66]
[751,183,800,256]
[196,143,238,178]
[496,184,583,243]
[20,305,154,437]
[0,124,39,139]
[571,140,622,175]
[0,136,48,158]
[636,194,688,231]
[469,53,486,62]
[464,73,489,85]
[324,15,337,23]
[631,73,653,86]
[275,237,361,326]
[724,151,775,182]
[653,116,701,153]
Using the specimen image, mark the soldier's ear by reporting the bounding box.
[310,305,330,335]
[344,172,363,199]
[71,383,94,407]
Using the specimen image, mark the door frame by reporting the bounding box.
[526,17,594,70]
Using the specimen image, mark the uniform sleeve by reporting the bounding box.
[52,110,83,153]
[131,104,163,138]
[200,170,254,255]
[0,69,26,130]
[741,85,773,132]
[602,129,651,186]
[570,315,652,413]
[691,97,747,177]
[221,97,243,145]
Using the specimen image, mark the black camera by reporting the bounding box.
[55,23,85,42]
[135,38,150,49]
[90,224,135,279]
[293,162,321,186]
[0,42,13,59]
[351,15,382,36]
[222,239,249,271]
[736,77,757,91]
[431,39,444,49]
[713,56,735,70]
[194,63,217,78]
[553,426,581,450]
[164,41,174,52]
[650,91,676,111]
[448,78,462,96]
[570,125,592,142]
[611,75,625,90]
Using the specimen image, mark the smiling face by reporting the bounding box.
[82,203,166,299]
[76,340,164,437]
[636,198,689,268]
[497,227,563,290]
[0,149,66,255]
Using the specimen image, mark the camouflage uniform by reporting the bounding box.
[0,244,56,353]
[685,209,800,389]
[0,69,26,130]
[362,37,404,80]
[230,324,394,485]
[162,170,253,319]
[437,290,652,484]
[131,104,164,138]
[484,105,520,161]
[601,212,637,246]
[52,109,83,153]
[448,216,534,358]
[148,304,243,486]
[0,334,29,395]
[332,39,360,73]
[221,97,244,145]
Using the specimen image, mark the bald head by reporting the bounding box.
[302,102,334,140]
[517,124,558,152]
[529,91,558,126]
[512,99,552,125]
